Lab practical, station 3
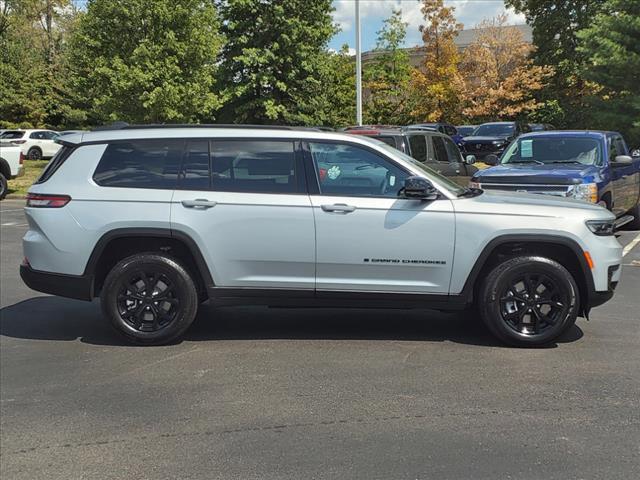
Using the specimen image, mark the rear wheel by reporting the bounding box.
[479,256,579,347]
[27,147,42,160]
[101,253,199,345]
[0,173,7,200]
[626,198,640,230]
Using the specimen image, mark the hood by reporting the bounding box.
[473,163,599,185]
[462,136,510,142]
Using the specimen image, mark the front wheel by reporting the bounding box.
[101,253,199,345]
[479,256,579,347]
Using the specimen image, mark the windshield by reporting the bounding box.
[473,124,514,137]
[457,126,475,137]
[367,138,466,196]
[501,136,602,165]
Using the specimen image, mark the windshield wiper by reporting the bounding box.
[508,160,544,165]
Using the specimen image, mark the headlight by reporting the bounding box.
[469,181,480,189]
[568,182,598,203]
[492,140,506,145]
[585,219,614,236]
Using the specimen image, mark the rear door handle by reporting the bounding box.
[181,199,217,209]
[321,203,356,214]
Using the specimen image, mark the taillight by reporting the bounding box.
[19,152,25,165]
[26,193,71,208]
[12,139,26,144]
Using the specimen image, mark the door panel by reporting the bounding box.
[306,140,455,294]
[171,139,315,290]
[311,195,455,293]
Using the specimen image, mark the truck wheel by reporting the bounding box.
[101,253,199,345]
[478,256,579,347]
[0,173,7,200]
[626,200,640,230]
[27,147,42,160]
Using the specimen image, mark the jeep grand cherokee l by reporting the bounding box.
[20,126,623,346]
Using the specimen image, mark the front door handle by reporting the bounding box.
[321,203,356,214]
[181,199,217,209]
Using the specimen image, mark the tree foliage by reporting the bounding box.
[505,0,606,126]
[577,0,640,145]
[460,14,553,122]
[411,0,464,123]
[68,0,223,124]
[216,0,335,125]
[363,9,413,125]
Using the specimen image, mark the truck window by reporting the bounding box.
[408,135,427,163]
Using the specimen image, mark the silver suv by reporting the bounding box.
[20,126,623,346]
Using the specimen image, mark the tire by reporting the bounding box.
[100,253,199,345]
[27,147,42,160]
[478,256,579,347]
[0,173,7,200]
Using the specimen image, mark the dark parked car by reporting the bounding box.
[346,127,478,185]
[459,121,531,163]
[529,123,555,132]
[405,122,463,145]
[456,125,477,138]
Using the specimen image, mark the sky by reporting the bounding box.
[329,0,526,53]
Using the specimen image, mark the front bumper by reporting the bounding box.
[20,264,93,301]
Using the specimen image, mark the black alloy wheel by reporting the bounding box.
[479,256,579,346]
[27,148,42,160]
[499,272,569,336]
[101,253,199,345]
[117,270,180,333]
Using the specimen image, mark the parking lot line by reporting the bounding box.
[622,233,640,257]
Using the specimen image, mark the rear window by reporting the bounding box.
[0,131,25,139]
[374,136,397,148]
[93,140,183,189]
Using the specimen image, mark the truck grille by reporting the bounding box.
[465,143,497,153]
[478,183,571,197]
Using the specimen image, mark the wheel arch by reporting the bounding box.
[85,228,214,298]
[461,234,594,316]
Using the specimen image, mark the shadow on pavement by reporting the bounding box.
[0,296,583,348]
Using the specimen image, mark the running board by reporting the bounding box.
[614,215,634,231]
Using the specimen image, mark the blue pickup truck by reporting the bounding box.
[470,131,640,228]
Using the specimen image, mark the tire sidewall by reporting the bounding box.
[0,173,7,200]
[481,257,579,346]
[27,147,42,160]
[101,253,198,345]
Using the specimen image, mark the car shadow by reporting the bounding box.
[0,296,583,348]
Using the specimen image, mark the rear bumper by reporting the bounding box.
[20,264,93,301]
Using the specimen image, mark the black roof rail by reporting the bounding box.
[91,123,328,132]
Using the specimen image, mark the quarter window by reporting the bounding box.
[309,142,408,198]
[93,139,183,189]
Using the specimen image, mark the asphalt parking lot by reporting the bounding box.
[1,198,639,479]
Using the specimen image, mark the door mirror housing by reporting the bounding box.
[613,155,633,166]
[400,176,439,200]
[464,155,476,165]
[484,154,499,166]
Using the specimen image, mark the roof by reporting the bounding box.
[521,130,617,138]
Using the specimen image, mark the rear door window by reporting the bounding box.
[407,135,427,163]
[210,140,300,193]
[93,139,183,189]
[180,140,211,190]
[0,131,25,139]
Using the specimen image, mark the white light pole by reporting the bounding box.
[355,0,363,126]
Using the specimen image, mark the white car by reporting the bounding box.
[0,144,25,199]
[0,129,61,160]
[20,126,623,346]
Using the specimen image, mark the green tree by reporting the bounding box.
[319,45,356,127]
[216,0,335,125]
[505,0,606,127]
[68,0,222,124]
[411,0,464,123]
[577,0,640,146]
[363,9,414,125]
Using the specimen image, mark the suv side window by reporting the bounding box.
[443,137,463,163]
[180,140,211,190]
[407,134,427,163]
[210,140,299,193]
[432,136,450,163]
[93,139,183,189]
[30,131,45,139]
[309,142,408,198]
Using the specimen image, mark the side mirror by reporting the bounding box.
[464,155,476,165]
[613,155,633,166]
[400,176,438,200]
[484,154,499,166]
